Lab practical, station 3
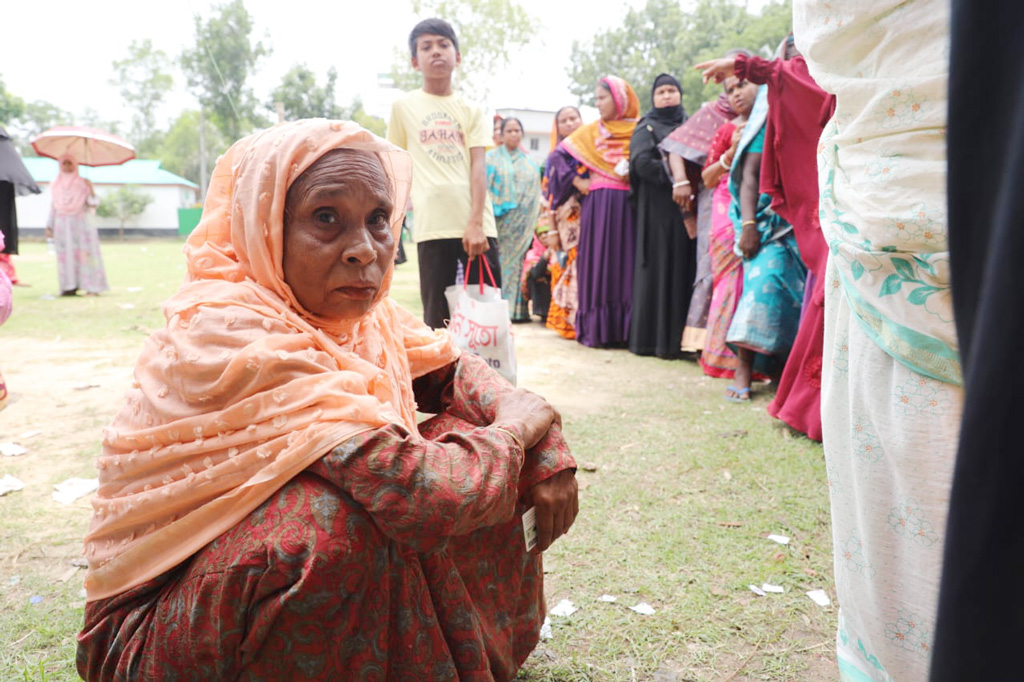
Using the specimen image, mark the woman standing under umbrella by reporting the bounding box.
[47,156,108,296]
[487,118,541,321]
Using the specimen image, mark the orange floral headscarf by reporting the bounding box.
[84,120,458,601]
[560,76,639,183]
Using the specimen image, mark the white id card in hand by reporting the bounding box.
[522,506,537,551]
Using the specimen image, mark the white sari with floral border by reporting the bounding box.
[795,1,963,679]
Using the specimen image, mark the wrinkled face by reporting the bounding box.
[502,120,523,150]
[493,119,503,146]
[724,76,757,118]
[61,159,74,173]
[595,85,617,121]
[653,84,681,108]
[282,149,395,320]
[556,108,582,139]
[411,33,460,80]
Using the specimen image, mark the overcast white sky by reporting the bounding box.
[1,0,767,131]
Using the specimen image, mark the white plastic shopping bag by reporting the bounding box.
[444,257,517,385]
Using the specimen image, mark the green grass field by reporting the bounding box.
[0,239,836,681]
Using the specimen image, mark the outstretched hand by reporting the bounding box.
[523,469,578,553]
[695,57,737,85]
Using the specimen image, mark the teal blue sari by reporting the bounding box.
[726,86,807,361]
[486,146,541,320]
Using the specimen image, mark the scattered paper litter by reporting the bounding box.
[0,474,25,496]
[807,590,831,607]
[598,594,618,603]
[630,602,656,615]
[116,303,136,310]
[761,583,785,594]
[17,430,41,440]
[52,478,99,505]
[767,534,790,545]
[29,595,44,605]
[539,616,552,640]
[748,584,767,597]
[73,383,100,391]
[0,442,28,457]
[549,599,577,617]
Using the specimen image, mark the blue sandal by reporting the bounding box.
[725,386,751,403]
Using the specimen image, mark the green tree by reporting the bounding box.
[9,100,74,155]
[78,108,124,137]
[338,98,387,137]
[268,65,340,120]
[156,110,228,187]
[111,39,174,155]
[180,0,271,141]
[390,0,536,102]
[0,75,25,127]
[96,185,154,240]
[568,0,792,115]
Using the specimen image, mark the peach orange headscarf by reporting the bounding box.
[84,120,459,601]
[560,76,639,184]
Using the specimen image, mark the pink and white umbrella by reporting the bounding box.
[31,126,135,167]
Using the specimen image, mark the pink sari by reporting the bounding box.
[700,175,743,379]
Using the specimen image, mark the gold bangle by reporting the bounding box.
[493,426,526,452]
[741,220,757,227]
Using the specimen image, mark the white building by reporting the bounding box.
[15,157,199,235]
[495,108,556,167]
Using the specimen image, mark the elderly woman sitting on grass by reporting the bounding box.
[76,120,578,681]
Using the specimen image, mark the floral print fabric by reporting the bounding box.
[77,353,576,680]
[51,212,108,294]
[796,0,963,679]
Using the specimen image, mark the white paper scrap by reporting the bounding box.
[52,478,99,505]
[17,430,41,440]
[748,584,767,597]
[539,616,552,640]
[630,602,656,615]
[0,474,25,496]
[0,442,28,457]
[761,583,785,593]
[598,594,618,603]
[549,599,577,617]
[807,590,832,607]
[767,534,790,545]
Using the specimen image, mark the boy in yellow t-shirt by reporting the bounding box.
[387,17,501,329]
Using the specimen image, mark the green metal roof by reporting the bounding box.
[21,156,198,189]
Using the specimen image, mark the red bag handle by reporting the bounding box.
[463,255,498,294]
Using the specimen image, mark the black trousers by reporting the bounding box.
[417,237,501,329]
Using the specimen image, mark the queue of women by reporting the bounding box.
[486,41,822,443]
